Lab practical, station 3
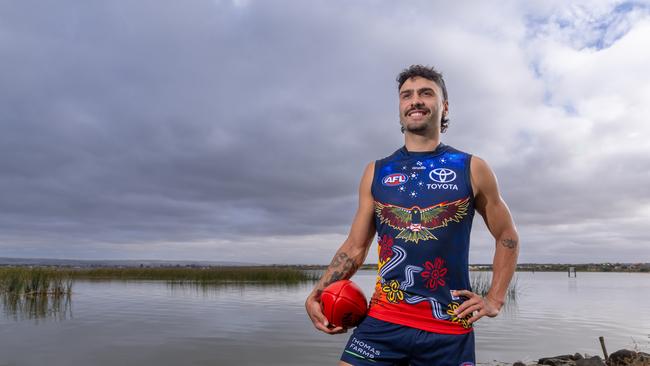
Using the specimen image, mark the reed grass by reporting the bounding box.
[0,267,72,296]
[71,266,318,283]
[0,266,318,288]
[470,272,519,302]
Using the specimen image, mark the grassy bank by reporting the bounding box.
[0,266,318,290]
[70,266,318,283]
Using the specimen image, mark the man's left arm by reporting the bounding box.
[453,156,519,325]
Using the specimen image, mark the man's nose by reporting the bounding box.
[411,99,424,108]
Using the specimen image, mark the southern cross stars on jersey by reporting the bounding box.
[368,143,476,334]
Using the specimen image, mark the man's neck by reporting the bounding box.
[404,133,441,152]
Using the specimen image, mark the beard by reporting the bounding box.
[403,123,428,133]
[400,115,437,134]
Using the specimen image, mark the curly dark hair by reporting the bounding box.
[397,65,449,133]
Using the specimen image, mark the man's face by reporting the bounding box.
[398,76,447,134]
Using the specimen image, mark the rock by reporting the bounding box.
[538,360,570,366]
[609,349,636,366]
[574,354,585,360]
[608,349,650,366]
[641,353,650,365]
[513,362,526,366]
[576,356,605,366]
[538,355,576,366]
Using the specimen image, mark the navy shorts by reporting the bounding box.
[340,316,475,366]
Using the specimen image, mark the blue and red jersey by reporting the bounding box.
[368,143,475,334]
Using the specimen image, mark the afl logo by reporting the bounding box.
[429,168,456,183]
[382,173,408,186]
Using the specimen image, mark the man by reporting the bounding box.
[305,65,519,366]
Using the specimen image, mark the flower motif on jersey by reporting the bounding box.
[421,257,447,291]
[381,280,404,303]
[446,302,472,329]
[378,234,394,262]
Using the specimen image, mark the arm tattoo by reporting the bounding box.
[500,238,518,249]
[323,252,360,287]
[329,271,344,283]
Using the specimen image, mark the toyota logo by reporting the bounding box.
[429,168,456,183]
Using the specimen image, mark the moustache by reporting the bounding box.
[405,106,430,116]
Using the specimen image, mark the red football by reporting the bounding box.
[320,280,368,328]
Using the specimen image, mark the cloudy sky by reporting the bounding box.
[1,0,649,264]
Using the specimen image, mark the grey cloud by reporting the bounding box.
[1,1,648,263]
[0,0,399,252]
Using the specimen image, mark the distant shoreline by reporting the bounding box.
[0,257,648,273]
[298,263,650,273]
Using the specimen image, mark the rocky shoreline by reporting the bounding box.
[486,349,650,366]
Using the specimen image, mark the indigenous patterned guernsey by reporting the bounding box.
[368,143,475,334]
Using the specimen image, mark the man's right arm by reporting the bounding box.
[305,161,376,334]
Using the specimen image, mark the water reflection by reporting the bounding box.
[1,272,648,365]
[165,281,309,297]
[568,277,578,293]
[2,293,72,321]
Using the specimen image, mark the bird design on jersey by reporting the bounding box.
[374,197,470,243]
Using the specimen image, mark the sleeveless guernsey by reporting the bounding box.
[368,143,475,334]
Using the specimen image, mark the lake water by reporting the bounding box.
[1,271,649,365]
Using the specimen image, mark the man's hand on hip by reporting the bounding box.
[452,290,502,325]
